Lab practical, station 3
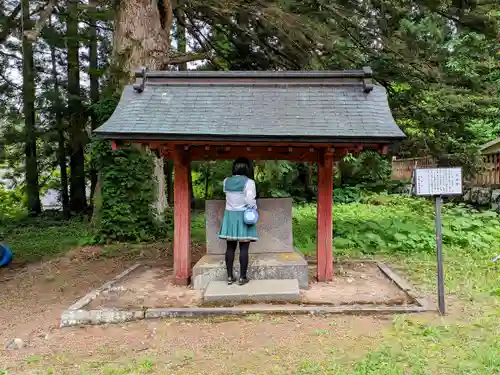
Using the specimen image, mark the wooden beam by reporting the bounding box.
[173,146,191,285]
[132,140,382,149]
[187,146,318,162]
[132,141,384,162]
[316,147,334,282]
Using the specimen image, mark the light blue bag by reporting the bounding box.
[244,207,259,225]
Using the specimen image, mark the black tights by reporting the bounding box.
[225,241,250,279]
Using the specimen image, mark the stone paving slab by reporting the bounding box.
[203,279,300,303]
[60,261,432,327]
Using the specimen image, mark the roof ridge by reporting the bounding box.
[132,68,374,94]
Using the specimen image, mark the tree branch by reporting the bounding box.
[177,11,220,65]
[24,0,58,42]
[0,3,21,44]
[0,50,22,61]
[78,19,113,32]
[168,51,207,64]
[0,70,20,90]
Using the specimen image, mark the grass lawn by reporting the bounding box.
[1,195,499,374]
[1,217,91,264]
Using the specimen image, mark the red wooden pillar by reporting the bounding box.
[173,146,191,285]
[316,147,334,282]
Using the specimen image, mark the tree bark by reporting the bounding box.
[49,16,69,218]
[112,0,181,216]
[176,6,187,72]
[153,153,167,219]
[67,0,87,213]
[165,160,173,205]
[21,0,41,216]
[112,0,172,84]
[88,0,100,211]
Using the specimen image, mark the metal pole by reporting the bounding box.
[435,195,445,315]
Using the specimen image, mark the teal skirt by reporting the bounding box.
[218,210,258,241]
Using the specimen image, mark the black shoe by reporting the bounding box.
[238,277,249,285]
[228,277,236,285]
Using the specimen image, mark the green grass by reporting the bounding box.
[2,216,91,264]
[294,255,500,375]
[290,196,500,374]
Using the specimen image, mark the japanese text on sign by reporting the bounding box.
[414,168,463,196]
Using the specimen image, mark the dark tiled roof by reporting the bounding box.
[94,70,405,143]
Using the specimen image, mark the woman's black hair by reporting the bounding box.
[232,157,253,178]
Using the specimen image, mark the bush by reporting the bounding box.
[0,186,25,226]
[90,141,159,242]
[337,151,391,189]
[333,186,363,204]
[293,195,500,256]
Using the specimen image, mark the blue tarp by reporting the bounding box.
[0,244,13,267]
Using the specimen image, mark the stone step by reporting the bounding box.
[192,252,308,290]
[203,279,300,303]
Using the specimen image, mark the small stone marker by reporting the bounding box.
[5,338,25,350]
[203,279,300,303]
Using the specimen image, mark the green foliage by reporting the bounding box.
[293,195,500,256]
[90,141,158,242]
[254,161,301,198]
[337,151,392,190]
[91,91,121,125]
[333,186,363,204]
[191,160,316,201]
[0,185,25,224]
[191,161,232,199]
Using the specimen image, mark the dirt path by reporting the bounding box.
[0,249,396,375]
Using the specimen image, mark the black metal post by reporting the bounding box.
[435,195,445,315]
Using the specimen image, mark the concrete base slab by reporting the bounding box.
[204,279,300,303]
[59,260,434,328]
[192,252,308,290]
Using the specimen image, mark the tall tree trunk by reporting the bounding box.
[204,163,210,200]
[49,17,69,218]
[88,0,100,211]
[112,0,205,215]
[21,0,41,216]
[165,160,173,205]
[176,6,187,72]
[113,0,174,217]
[113,0,172,83]
[67,0,87,213]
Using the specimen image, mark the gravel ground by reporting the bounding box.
[0,247,399,374]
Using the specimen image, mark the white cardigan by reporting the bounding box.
[223,178,257,211]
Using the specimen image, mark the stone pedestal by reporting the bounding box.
[192,252,308,290]
[205,198,294,254]
[193,198,308,291]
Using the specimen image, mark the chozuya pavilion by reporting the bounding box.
[94,68,405,291]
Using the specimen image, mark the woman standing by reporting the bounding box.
[218,158,258,285]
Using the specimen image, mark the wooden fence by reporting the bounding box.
[391,153,500,186]
[473,153,500,185]
[391,157,436,181]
